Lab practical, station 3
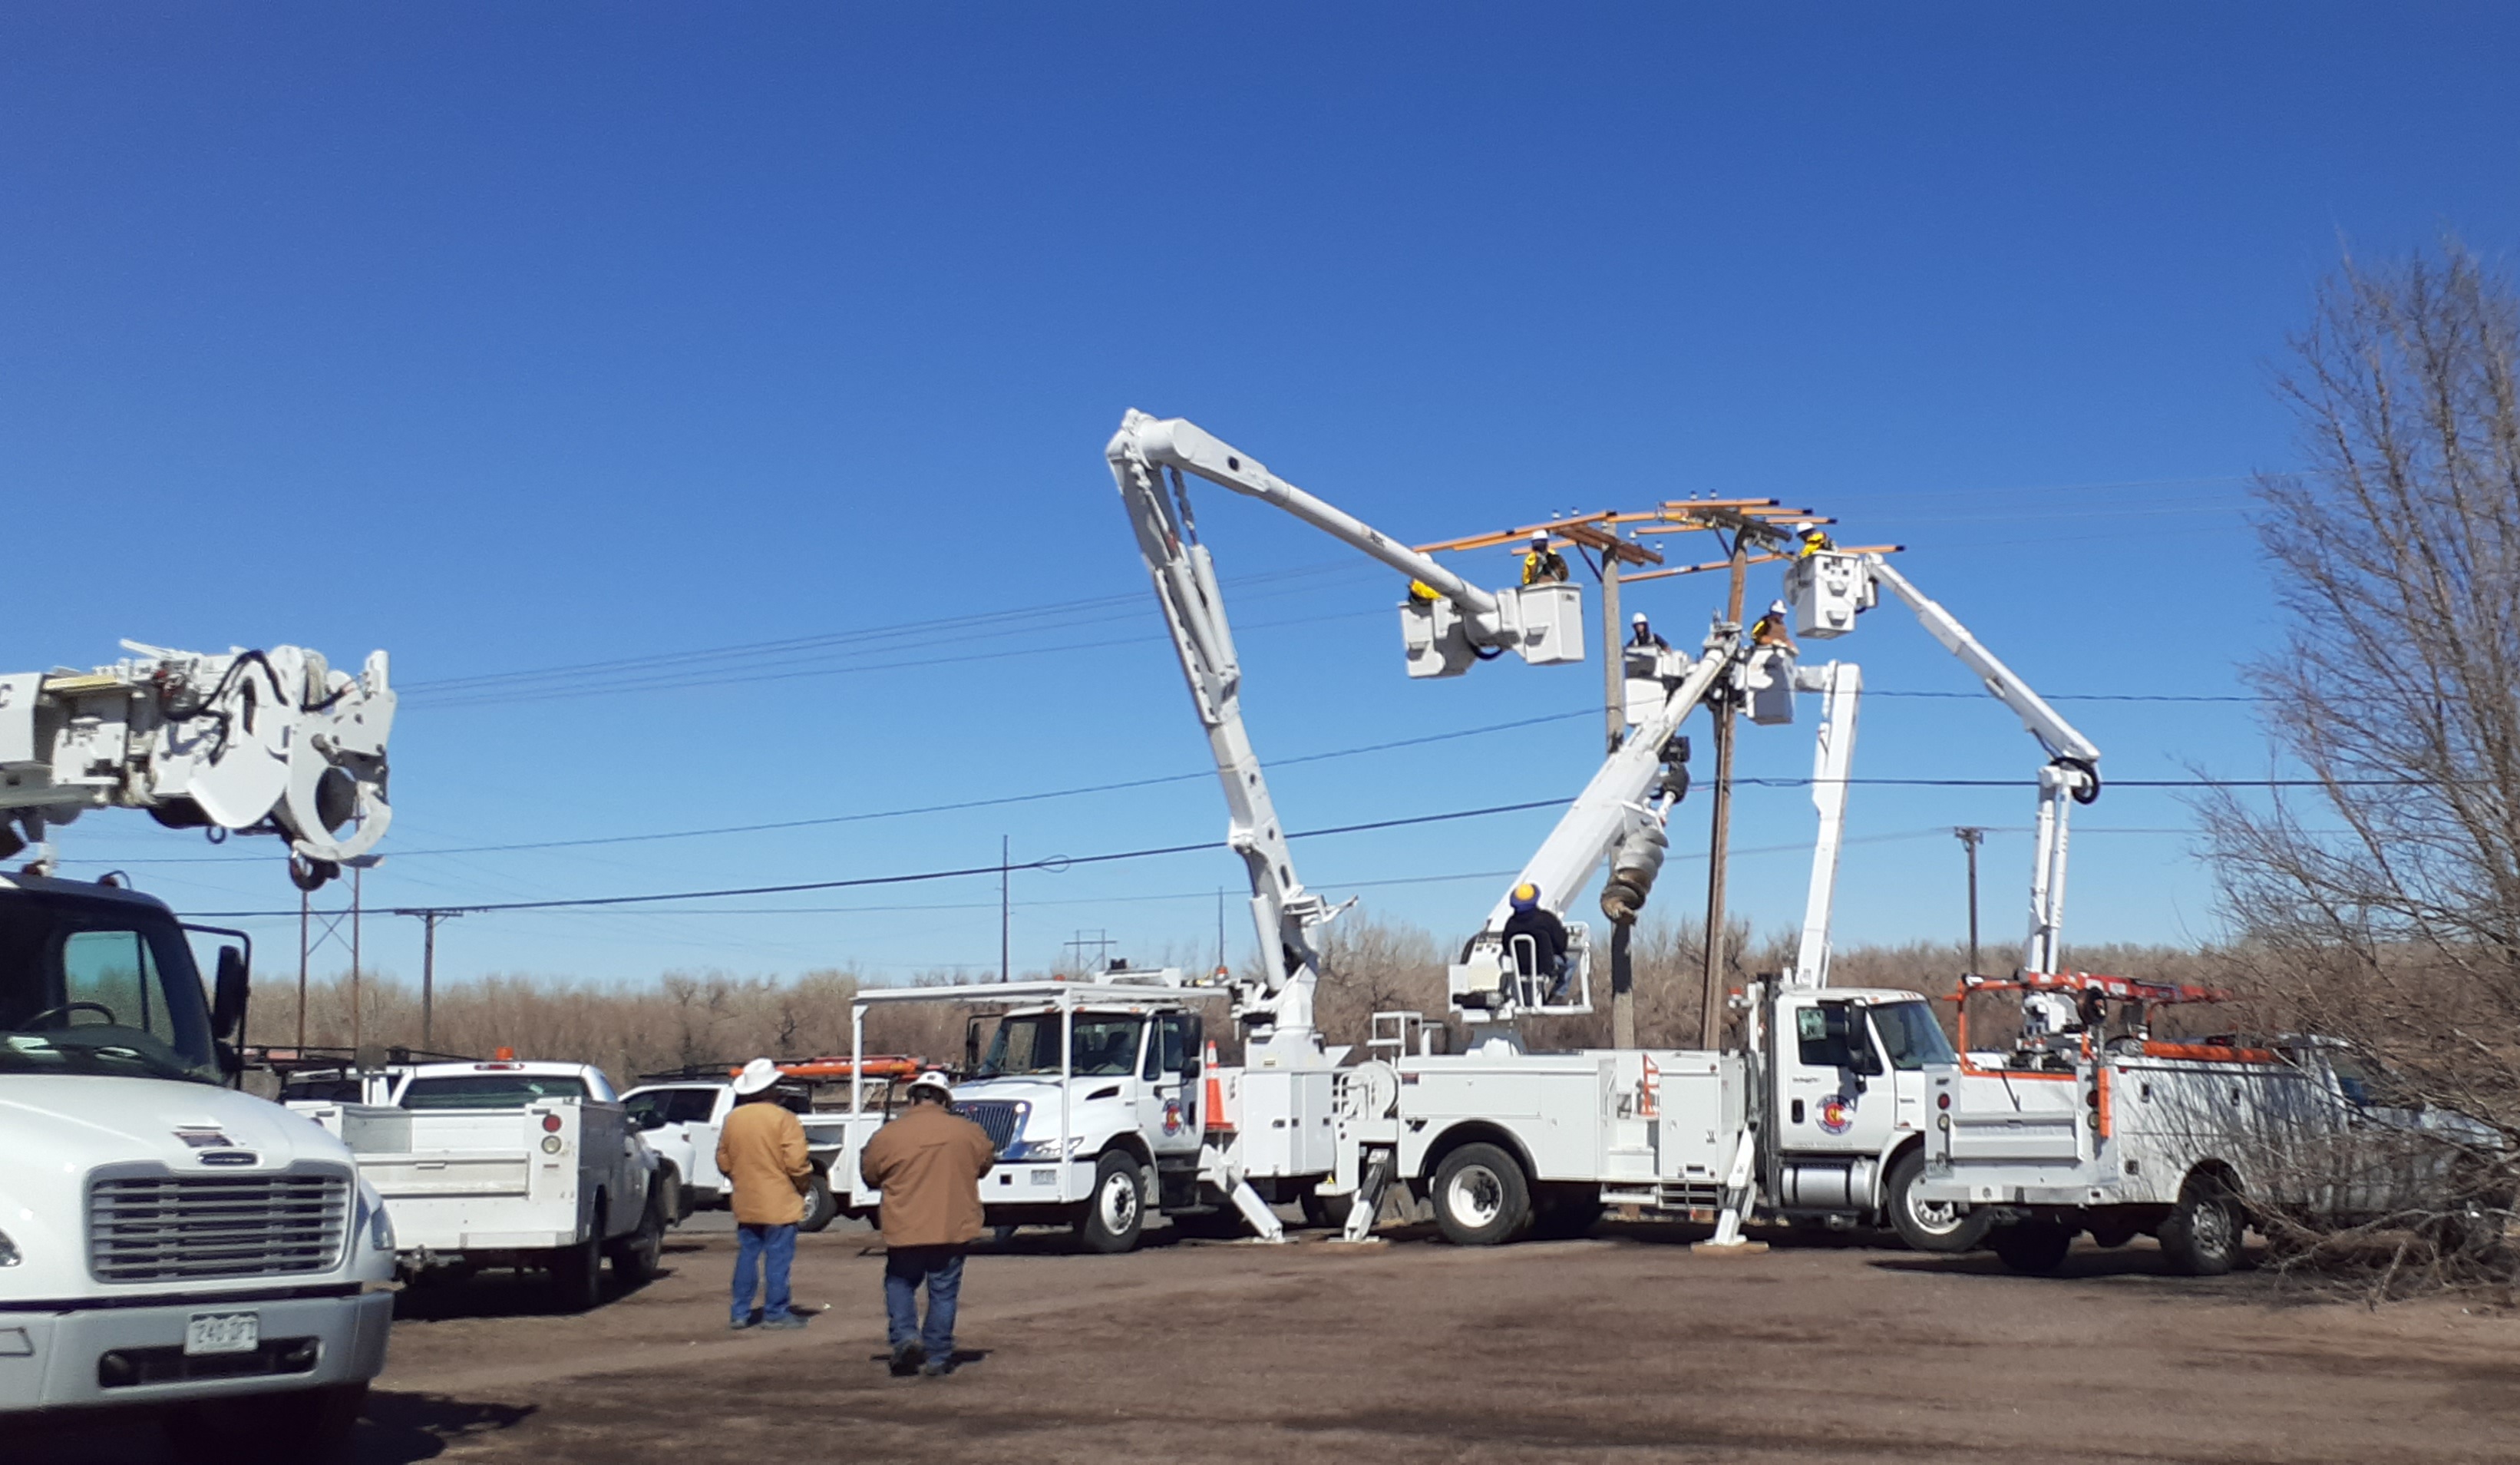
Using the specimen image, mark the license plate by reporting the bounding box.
[184,1311,259,1356]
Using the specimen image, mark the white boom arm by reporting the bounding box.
[1477,635,1729,939]
[0,641,395,889]
[1850,557,2100,975]
[1788,660,1861,989]
[1107,410,1589,1056]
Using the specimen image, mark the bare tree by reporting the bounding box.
[2200,241,2520,1279]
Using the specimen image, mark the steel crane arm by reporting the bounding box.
[1862,557,2100,769]
[1118,412,1503,630]
[1106,413,1330,1054]
[0,640,395,888]
[1478,635,1732,933]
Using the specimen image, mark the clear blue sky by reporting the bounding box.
[8,5,2515,988]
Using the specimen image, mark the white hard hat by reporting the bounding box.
[1769,600,1789,616]
[1529,531,1549,544]
[1799,521,1826,537]
[907,1070,954,1102]
[732,1057,781,1096]
[1630,612,1648,626]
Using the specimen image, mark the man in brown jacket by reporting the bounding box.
[718,1058,811,1331]
[859,1070,994,1376]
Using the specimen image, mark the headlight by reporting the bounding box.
[0,1229,19,1267]
[368,1205,394,1252]
[1001,1136,1086,1162]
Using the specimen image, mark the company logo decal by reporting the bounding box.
[1161,1098,1185,1136]
[1817,1096,1854,1135]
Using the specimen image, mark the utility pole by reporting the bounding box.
[1954,827,1986,977]
[1600,550,1625,755]
[349,865,363,1053]
[1698,532,1749,1047]
[415,909,464,1050]
[1610,921,1636,1050]
[999,834,1010,983]
[296,886,310,1051]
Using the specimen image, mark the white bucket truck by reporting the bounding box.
[1101,412,2142,1250]
[830,973,1307,1252]
[621,1069,858,1229]
[0,642,400,1459]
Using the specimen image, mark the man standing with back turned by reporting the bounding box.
[860,1070,994,1377]
[719,1057,811,1331]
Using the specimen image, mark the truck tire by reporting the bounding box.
[1990,1219,2074,1275]
[1886,1148,1992,1254]
[1074,1151,1146,1254]
[1431,1143,1532,1246]
[655,1161,689,1227]
[170,1382,368,1464]
[1300,1189,1355,1232]
[799,1168,838,1233]
[1529,1184,1603,1240]
[609,1185,666,1283]
[549,1230,605,1311]
[2160,1173,2242,1276]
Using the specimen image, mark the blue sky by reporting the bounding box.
[7,5,2516,987]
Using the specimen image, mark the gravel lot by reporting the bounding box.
[30,1218,2520,1463]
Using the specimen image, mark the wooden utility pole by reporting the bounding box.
[349,865,363,1053]
[1697,534,1750,1047]
[1600,553,1625,755]
[1955,827,1986,977]
[999,834,1011,983]
[296,887,309,1050]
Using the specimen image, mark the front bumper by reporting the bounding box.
[0,1288,391,1413]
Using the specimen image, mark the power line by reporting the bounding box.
[180,796,1573,919]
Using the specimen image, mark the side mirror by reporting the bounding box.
[212,947,249,1042]
[1848,1047,1883,1079]
[638,1110,668,1131]
[965,1017,983,1072]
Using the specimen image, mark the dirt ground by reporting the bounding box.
[30,1215,2520,1464]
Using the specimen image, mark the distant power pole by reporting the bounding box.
[999,834,1010,983]
[1954,827,1987,977]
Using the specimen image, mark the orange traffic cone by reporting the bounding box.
[1201,1039,1233,1134]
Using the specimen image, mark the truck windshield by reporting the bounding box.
[402,1073,590,1109]
[0,890,220,1084]
[1871,1000,1960,1071]
[976,1014,1145,1078]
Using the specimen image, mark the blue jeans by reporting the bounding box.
[883,1245,966,1360]
[732,1222,796,1325]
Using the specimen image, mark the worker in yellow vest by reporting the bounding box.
[1521,532,1570,587]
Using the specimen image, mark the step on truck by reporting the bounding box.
[0,641,401,1460]
[291,1059,668,1308]
[1921,970,2505,1275]
[831,971,1313,1252]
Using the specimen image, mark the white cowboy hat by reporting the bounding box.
[732,1057,782,1096]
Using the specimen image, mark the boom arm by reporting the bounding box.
[1854,557,2100,975]
[0,641,395,889]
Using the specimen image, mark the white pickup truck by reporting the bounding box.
[292,1059,666,1308]
[620,1077,851,1230]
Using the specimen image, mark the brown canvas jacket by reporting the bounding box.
[716,1098,811,1227]
[857,1101,994,1247]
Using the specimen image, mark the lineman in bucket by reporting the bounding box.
[859,1069,995,1377]
[1502,883,1572,1003]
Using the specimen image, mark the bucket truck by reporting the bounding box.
[0,642,398,1461]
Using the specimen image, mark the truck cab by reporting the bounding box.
[838,975,1231,1253]
[0,875,394,1458]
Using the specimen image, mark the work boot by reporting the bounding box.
[889,1341,923,1377]
[920,1356,956,1378]
[759,1314,809,1331]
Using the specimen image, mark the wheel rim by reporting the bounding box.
[1446,1164,1505,1229]
[1099,1171,1138,1232]
[1906,1189,1967,1237]
[2193,1199,2234,1258]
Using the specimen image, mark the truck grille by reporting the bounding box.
[953,1100,1030,1157]
[88,1169,352,1284]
